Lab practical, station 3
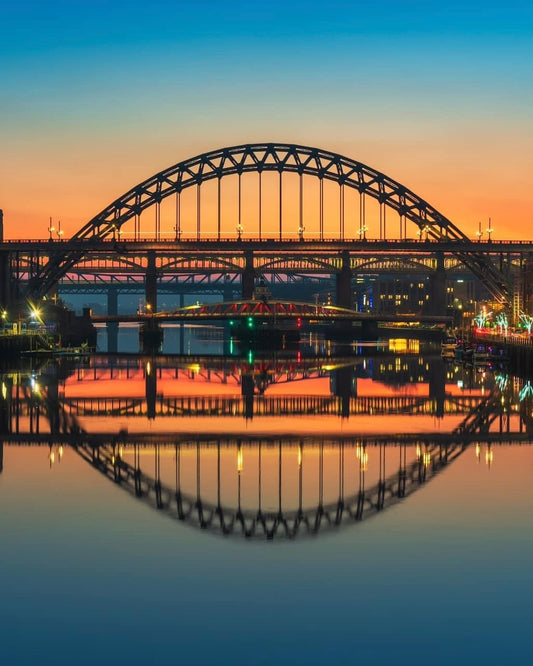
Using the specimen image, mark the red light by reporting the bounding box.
[296,317,302,328]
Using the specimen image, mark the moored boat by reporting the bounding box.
[472,343,490,364]
[441,335,458,359]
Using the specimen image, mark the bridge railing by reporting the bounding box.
[4,237,533,246]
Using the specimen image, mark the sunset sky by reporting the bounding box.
[1,1,532,240]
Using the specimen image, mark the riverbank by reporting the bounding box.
[470,331,533,378]
[0,331,53,355]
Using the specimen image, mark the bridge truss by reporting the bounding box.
[8,143,521,305]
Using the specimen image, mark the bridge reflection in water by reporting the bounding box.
[0,351,509,428]
[74,438,462,540]
[1,350,532,540]
[70,384,520,540]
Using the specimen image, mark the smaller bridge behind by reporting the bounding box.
[91,298,453,327]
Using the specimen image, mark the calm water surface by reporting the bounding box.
[1,334,533,665]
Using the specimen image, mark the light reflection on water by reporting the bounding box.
[96,322,228,355]
[1,336,533,664]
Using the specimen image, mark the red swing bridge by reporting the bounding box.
[91,298,453,326]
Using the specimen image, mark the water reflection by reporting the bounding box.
[1,344,532,540]
[0,352,501,428]
[72,439,467,539]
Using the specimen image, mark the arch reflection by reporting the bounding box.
[2,355,532,540]
[66,388,506,541]
[75,438,467,540]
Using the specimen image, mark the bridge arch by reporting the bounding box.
[30,143,510,302]
[65,143,468,242]
[353,256,435,274]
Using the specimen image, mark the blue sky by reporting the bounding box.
[1,0,532,238]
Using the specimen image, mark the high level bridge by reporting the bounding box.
[1,143,532,318]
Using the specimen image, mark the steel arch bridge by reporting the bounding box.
[28,142,510,303]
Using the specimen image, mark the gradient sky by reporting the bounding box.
[1,0,532,239]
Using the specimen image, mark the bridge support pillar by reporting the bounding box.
[0,250,11,310]
[222,275,233,354]
[140,318,163,353]
[335,251,352,309]
[242,250,255,300]
[331,366,355,418]
[48,372,60,435]
[106,286,119,354]
[425,252,447,316]
[0,209,14,308]
[241,373,255,420]
[223,275,233,354]
[223,274,233,301]
[179,293,185,355]
[335,251,352,337]
[429,358,446,418]
[361,320,379,339]
[0,378,12,462]
[145,250,158,312]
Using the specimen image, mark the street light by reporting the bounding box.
[298,224,305,241]
[57,220,64,241]
[236,223,244,240]
[48,215,55,241]
[29,306,42,329]
[237,445,243,473]
[476,221,483,242]
[416,225,430,241]
[486,218,494,242]
[357,225,368,241]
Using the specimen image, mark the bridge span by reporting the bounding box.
[90,299,453,325]
[2,143,532,322]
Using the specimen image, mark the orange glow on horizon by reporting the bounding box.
[2,137,532,242]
